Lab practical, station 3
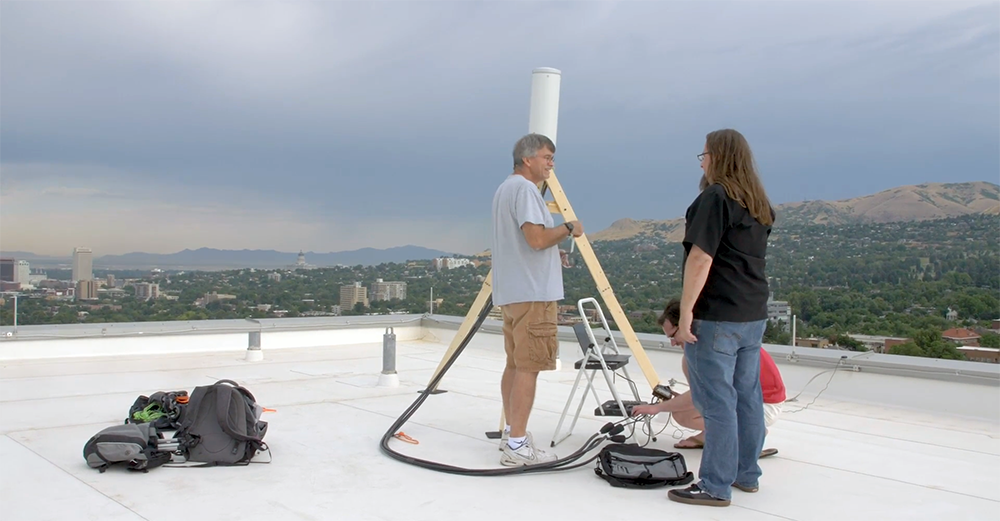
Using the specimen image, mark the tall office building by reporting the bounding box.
[14,261,30,284]
[135,283,160,300]
[340,282,369,310]
[76,280,98,300]
[72,247,93,282]
[370,279,407,302]
[0,258,13,282]
[767,293,791,323]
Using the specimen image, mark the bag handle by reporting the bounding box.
[214,379,257,403]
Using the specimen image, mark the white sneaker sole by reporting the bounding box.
[499,453,555,467]
[499,455,527,467]
[499,446,557,467]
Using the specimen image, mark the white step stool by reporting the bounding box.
[550,298,643,448]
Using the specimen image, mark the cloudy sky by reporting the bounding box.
[1,0,997,256]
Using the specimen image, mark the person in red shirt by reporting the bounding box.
[632,299,786,449]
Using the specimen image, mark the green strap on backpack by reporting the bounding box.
[132,403,166,423]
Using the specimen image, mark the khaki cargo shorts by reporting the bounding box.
[501,301,559,372]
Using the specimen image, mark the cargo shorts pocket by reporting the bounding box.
[526,320,558,364]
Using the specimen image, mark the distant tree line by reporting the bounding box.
[2,214,997,363]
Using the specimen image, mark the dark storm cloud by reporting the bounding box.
[1,1,996,254]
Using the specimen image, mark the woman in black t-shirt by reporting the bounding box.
[667,129,775,508]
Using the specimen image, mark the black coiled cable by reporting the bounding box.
[378,294,638,475]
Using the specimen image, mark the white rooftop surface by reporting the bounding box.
[1,315,999,521]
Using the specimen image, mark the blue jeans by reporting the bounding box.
[683,319,767,500]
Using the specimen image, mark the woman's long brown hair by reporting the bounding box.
[703,129,774,226]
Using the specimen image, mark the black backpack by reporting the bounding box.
[594,443,694,489]
[174,379,269,466]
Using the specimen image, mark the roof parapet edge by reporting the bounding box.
[420,315,1000,386]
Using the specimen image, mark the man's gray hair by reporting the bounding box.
[512,133,555,168]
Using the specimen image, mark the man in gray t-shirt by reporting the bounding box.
[491,133,583,467]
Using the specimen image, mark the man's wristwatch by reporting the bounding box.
[563,222,574,236]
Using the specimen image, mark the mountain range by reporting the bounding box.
[591,181,1000,242]
[4,181,997,268]
[0,246,454,270]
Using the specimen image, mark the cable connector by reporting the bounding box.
[652,384,674,402]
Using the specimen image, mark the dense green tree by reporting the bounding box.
[890,342,926,357]
[832,334,865,351]
[980,332,1000,349]
[763,320,791,345]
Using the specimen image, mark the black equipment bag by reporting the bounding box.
[175,379,268,465]
[594,443,694,489]
[126,390,189,430]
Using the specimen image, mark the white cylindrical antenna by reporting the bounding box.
[527,67,563,370]
[528,67,562,145]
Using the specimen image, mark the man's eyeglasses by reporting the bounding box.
[697,152,709,161]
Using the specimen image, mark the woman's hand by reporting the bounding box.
[677,244,712,346]
[674,311,698,345]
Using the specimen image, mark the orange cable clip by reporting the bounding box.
[393,432,419,444]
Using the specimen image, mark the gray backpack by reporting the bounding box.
[174,379,269,466]
[83,422,172,473]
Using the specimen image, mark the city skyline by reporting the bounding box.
[0,244,466,270]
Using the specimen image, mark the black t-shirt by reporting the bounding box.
[682,183,772,322]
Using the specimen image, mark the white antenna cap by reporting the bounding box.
[528,67,562,145]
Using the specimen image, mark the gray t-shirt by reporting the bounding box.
[491,174,564,306]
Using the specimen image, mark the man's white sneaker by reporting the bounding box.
[500,433,558,466]
[499,430,509,451]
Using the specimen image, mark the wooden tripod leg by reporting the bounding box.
[424,270,507,439]
[544,170,661,390]
[426,271,494,392]
[486,408,506,440]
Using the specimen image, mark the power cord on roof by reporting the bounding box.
[784,355,849,414]
[378,294,646,476]
[633,412,685,448]
[618,344,853,420]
